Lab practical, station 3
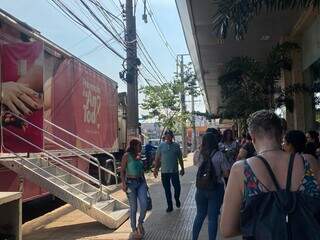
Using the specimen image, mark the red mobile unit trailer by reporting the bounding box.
[0,9,124,202]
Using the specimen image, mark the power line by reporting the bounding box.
[50,0,125,59]
[137,35,169,83]
[87,0,170,86]
[145,0,176,59]
[79,0,125,46]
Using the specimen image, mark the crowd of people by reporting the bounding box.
[120,109,320,240]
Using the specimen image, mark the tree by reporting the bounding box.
[213,0,320,40]
[218,42,299,130]
[140,82,186,133]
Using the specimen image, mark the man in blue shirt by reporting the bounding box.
[154,130,185,212]
[144,141,157,169]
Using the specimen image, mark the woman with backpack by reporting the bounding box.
[220,110,320,240]
[192,132,228,240]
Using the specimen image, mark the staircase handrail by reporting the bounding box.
[1,147,96,206]
[44,119,118,183]
[3,112,115,186]
[2,127,102,191]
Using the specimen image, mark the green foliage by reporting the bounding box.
[141,62,200,132]
[213,0,320,40]
[140,82,180,131]
[218,42,300,122]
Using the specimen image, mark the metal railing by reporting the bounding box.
[3,127,102,191]
[1,146,96,206]
[1,112,119,190]
[44,119,118,184]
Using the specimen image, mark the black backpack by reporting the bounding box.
[241,154,320,240]
[196,150,218,190]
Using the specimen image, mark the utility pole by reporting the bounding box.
[125,0,139,140]
[191,90,197,152]
[178,54,188,157]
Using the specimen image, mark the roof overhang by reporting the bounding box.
[176,0,302,115]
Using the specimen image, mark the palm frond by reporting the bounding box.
[213,0,320,40]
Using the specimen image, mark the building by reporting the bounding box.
[176,1,320,131]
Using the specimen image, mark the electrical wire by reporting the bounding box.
[145,0,176,59]
[51,0,125,59]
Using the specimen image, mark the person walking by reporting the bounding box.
[236,133,256,160]
[192,133,228,240]
[219,129,239,184]
[220,110,320,240]
[282,130,307,154]
[144,140,157,170]
[153,130,185,212]
[305,130,320,158]
[120,139,148,239]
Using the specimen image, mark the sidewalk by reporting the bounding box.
[22,154,241,240]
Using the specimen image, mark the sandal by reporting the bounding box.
[130,230,142,240]
[138,223,145,236]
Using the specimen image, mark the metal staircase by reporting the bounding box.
[0,112,129,229]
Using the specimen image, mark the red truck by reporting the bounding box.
[0,9,127,202]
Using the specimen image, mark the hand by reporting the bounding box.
[121,182,127,192]
[153,169,158,178]
[180,169,185,176]
[1,82,41,116]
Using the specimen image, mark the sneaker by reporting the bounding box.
[166,206,173,213]
[176,199,181,208]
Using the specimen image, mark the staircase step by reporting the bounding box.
[101,200,116,213]
[43,165,68,177]
[95,199,114,209]
[58,174,83,185]
[108,209,130,220]
[28,158,50,168]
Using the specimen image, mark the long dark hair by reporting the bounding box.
[200,133,219,162]
[222,129,234,143]
[285,130,306,153]
[126,138,141,155]
[307,130,319,144]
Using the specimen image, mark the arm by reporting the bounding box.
[303,153,320,184]
[220,161,244,237]
[178,145,185,176]
[236,147,248,161]
[120,153,128,192]
[153,150,161,178]
[193,150,200,166]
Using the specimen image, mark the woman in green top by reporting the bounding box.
[120,138,148,239]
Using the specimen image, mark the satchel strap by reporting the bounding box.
[286,153,295,191]
[256,153,295,191]
[256,155,281,190]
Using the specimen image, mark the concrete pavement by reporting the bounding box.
[22,154,241,240]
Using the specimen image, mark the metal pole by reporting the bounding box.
[191,93,197,152]
[126,0,139,140]
[178,55,187,157]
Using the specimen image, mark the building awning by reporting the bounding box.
[176,0,302,115]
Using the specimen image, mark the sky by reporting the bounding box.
[0,0,205,115]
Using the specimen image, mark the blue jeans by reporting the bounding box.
[192,183,225,240]
[126,178,148,231]
[161,172,181,208]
